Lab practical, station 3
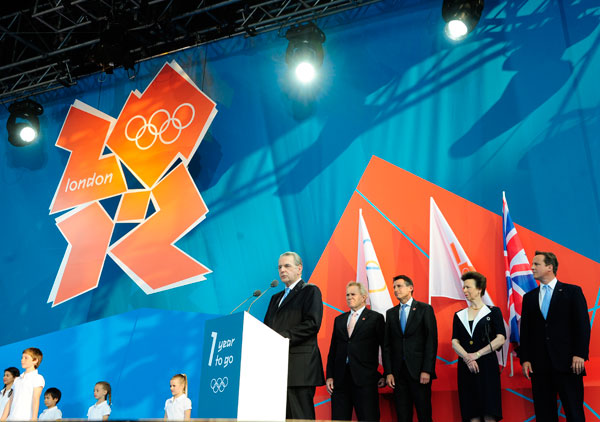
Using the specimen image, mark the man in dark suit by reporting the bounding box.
[326,282,385,421]
[264,251,325,420]
[520,251,590,422]
[383,275,437,422]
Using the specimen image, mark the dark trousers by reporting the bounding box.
[286,385,316,420]
[392,361,432,422]
[531,370,585,422]
[331,365,380,422]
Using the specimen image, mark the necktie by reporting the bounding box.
[541,284,552,319]
[400,303,408,332]
[347,312,358,337]
[279,287,290,307]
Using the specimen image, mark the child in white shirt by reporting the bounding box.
[1,348,45,421]
[87,382,111,421]
[164,374,191,420]
[38,388,62,421]
[0,368,19,418]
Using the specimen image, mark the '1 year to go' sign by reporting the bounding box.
[208,332,235,368]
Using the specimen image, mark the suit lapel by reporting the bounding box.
[471,305,491,334]
[547,281,563,319]
[339,311,351,339]
[530,286,542,317]
[404,300,418,333]
[457,308,471,337]
[350,308,370,338]
[390,304,401,333]
[277,279,304,311]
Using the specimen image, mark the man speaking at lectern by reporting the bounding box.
[264,251,325,420]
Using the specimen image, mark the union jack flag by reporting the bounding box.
[503,192,538,344]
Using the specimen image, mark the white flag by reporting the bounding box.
[428,197,509,364]
[429,197,476,303]
[357,209,394,318]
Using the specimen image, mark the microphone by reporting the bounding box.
[230,289,261,314]
[247,280,279,313]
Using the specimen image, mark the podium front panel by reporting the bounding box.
[199,312,243,418]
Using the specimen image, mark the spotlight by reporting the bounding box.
[285,22,326,84]
[442,0,484,40]
[6,99,43,147]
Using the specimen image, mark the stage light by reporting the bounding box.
[6,99,44,147]
[442,0,484,41]
[295,62,316,84]
[285,22,326,84]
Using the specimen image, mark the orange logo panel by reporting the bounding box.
[49,202,114,306]
[50,103,127,214]
[109,163,210,293]
[115,190,152,223]
[49,61,217,306]
[106,62,217,188]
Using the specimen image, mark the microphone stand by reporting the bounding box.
[247,280,279,313]
[230,290,261,314]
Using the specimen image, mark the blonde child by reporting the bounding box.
[164,374,191,420]
[87,382,111,421]
[0,368,20,418]
[38,388,62,421]
[1,348,45,421]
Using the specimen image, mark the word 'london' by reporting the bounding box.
[64,172,114,192]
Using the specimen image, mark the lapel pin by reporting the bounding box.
[362,317,366,320]
[412,307,416,311]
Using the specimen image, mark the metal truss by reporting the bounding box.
[0,0,392,104]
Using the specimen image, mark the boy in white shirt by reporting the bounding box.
[39,388,62,421]
[0,347,45,421]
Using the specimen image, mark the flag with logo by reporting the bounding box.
[503,192,538,345]
[357,209,394,318]
[429,197,509,365]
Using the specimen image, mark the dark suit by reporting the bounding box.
[383,300,438,422]
[520,280,590,422]
[264,279,325,420]
[326,307,385,421]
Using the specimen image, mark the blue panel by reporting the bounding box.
[0,309,216,419]
[199,312,244,418]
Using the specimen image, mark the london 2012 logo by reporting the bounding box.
[48,61,217,306]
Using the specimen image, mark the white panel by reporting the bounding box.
[237,312,289,421]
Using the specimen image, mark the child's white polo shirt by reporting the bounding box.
[164,394,192,420]
[7,370,45,420]
[39,406,62,420]
[0,387,13,418]
[87,401,111,420]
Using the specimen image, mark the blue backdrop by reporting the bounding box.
[0,0,598,360]
[0,309,214,418]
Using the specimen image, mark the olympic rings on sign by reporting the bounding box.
[210,377,229,394]
[124,103,195,150]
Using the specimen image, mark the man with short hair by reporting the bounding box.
[326,282,385,421]
[264,251,325,420]
[383,275,437,422]
[520,251,590,422]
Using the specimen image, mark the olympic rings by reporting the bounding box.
[210,377,229,394]
[124,103,195,150]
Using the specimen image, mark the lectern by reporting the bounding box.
[199,311,289,421]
